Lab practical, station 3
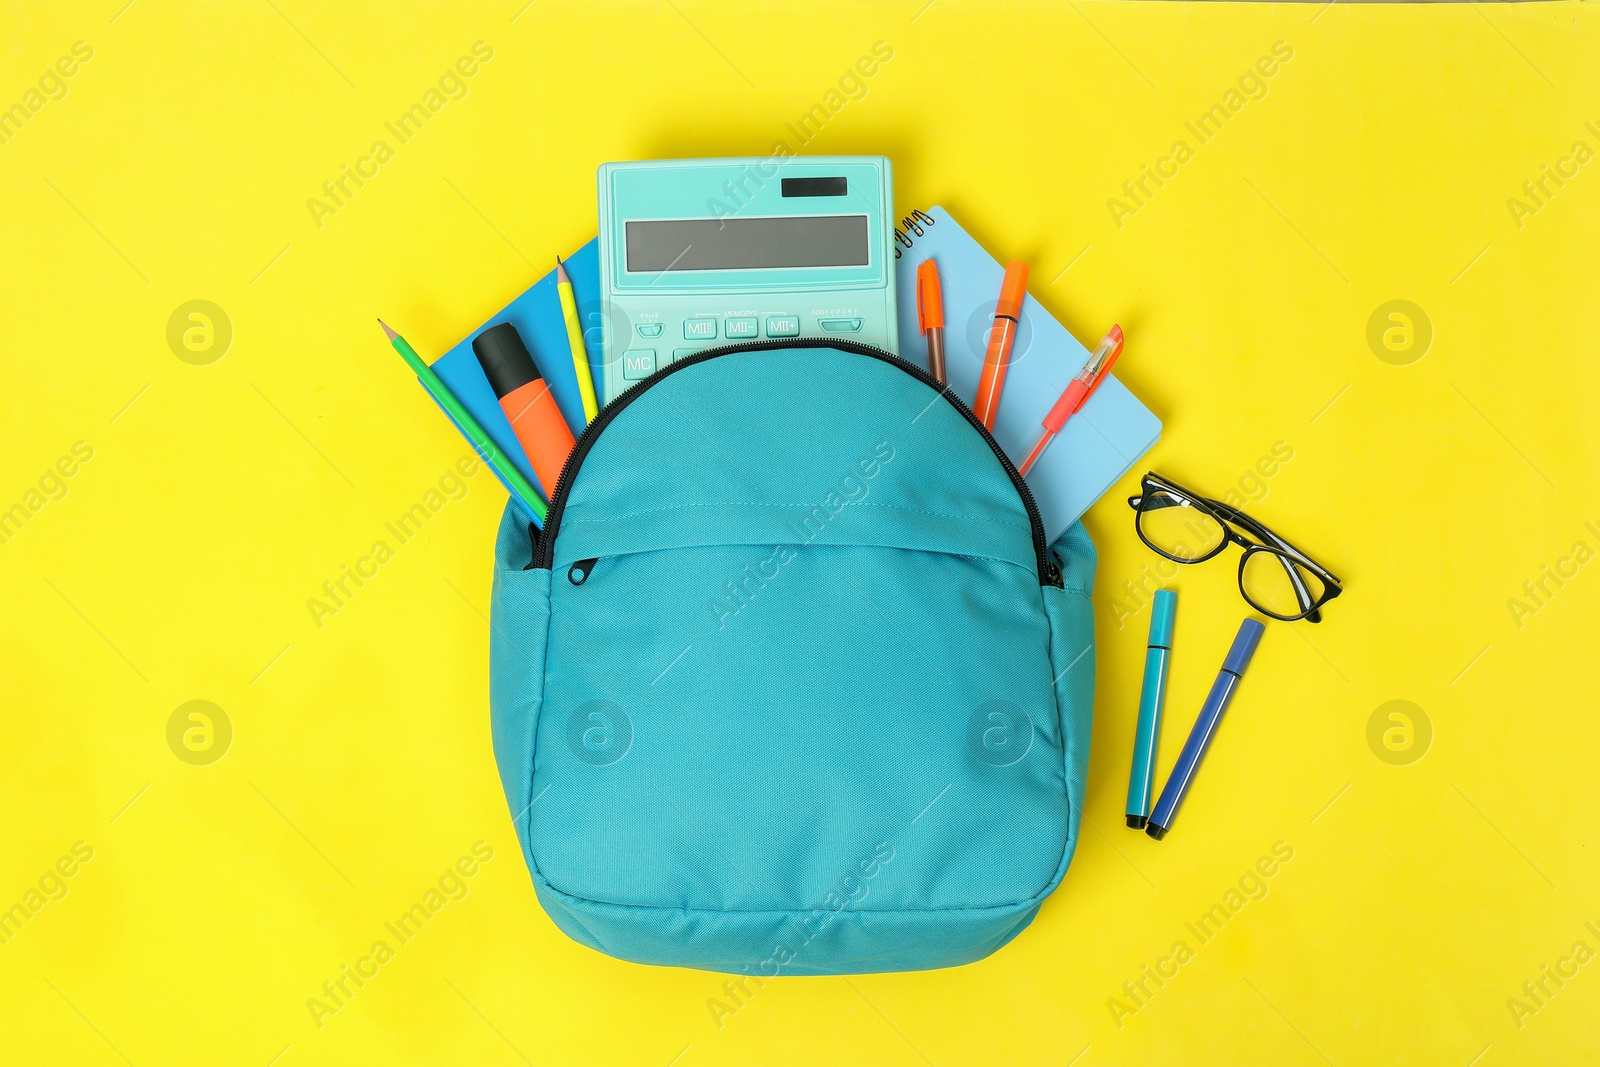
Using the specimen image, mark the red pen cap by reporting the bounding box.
[916,259,944,333]
[995,261,1030,320]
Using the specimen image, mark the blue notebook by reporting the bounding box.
[429,240,603,520]
[893,206,1162,542]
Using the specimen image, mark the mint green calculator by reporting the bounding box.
[597,157,898,403]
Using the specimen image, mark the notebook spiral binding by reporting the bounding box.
[893,208,937,258]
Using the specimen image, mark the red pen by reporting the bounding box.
[1016,325,1124,476]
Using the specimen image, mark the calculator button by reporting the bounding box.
[622,350,657,380]
[636,323,664,338]
[724,317,758,339]
[765,315,800,337]
[672,349,700,362]
[683,318,718,340]
[818,318,863,333]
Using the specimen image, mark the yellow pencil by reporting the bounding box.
[555,255,599,423]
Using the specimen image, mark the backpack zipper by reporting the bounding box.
[528,339,1059,586]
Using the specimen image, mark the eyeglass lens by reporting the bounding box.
[1240,549,1327,619]
[1136,490,1226,561]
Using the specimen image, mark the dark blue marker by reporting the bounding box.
[1146,618,1266,841]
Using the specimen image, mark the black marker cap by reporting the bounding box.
[1145,823,1169,841]
[1126,814,1148,830]
[472,322,542,400]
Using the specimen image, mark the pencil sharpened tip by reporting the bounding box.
[377,319,398,341]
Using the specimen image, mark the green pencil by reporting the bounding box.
[378,319,548,524]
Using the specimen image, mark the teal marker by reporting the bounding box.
[1126,590,1176,829]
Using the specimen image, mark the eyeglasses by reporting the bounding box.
[1126,472,1343,622]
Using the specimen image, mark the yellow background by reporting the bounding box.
[3,1,1597,1063]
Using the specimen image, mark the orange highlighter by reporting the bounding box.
[472,322,575,498]
[972,261,1030,430]
[915,259,946,385]
[1017,325,1125,476]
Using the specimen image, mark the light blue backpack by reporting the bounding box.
[489,341,1096,975]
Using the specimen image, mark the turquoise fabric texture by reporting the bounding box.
[489,344,1097,975]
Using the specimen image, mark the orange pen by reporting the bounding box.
[972,261,1029,430]
[916,259,946,386]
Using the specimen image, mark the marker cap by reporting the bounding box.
[995,261,1030,320]
[473,322,542,399]
[916,259,943,332]
[1222,617,1267,675]
[1148,589,1177,649]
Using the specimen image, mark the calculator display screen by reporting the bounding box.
[625,215,869,272]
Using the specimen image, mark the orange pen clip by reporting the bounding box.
[972,261,1030,430]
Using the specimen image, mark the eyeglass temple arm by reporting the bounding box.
[1206,498,1338,583]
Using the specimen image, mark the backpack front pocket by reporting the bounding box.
[529,536,1070,917]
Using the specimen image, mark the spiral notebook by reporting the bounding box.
[892,206,1162,542]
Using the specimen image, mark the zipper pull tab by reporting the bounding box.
[567,558,599,586]
[1045,553,1064,588]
